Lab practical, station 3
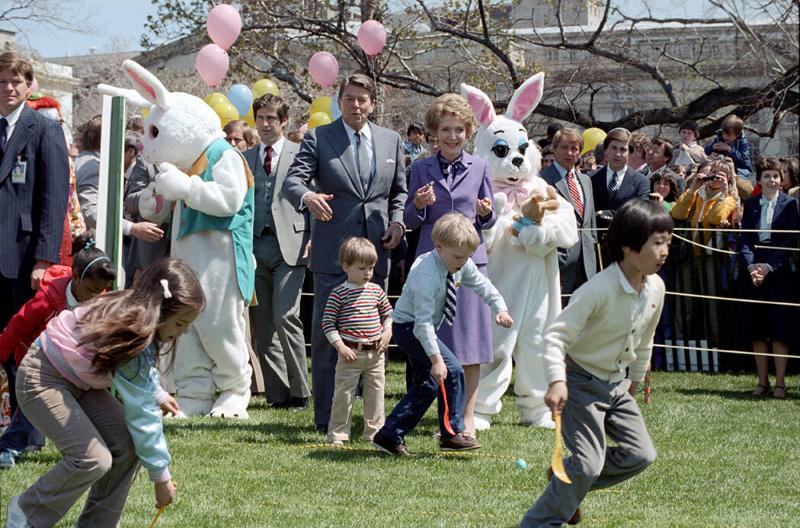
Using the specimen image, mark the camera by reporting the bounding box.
[701,175,720,182]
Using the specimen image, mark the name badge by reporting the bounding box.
[11,158,27,184]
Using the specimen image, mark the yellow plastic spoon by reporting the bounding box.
[551,414,572,484]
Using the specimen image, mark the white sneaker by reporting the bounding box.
[6,495,32,528]
[0,449,19,469]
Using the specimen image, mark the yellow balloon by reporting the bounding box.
[581,127,607,156]
[251,79,280,100]
[309,96,331,117]
[204,92,229,107]
[307,111,333,129]
[141,107,150,119]
[242,107,256,127]
[212,101,239,126]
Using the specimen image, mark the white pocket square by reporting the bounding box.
[386,159,396,165]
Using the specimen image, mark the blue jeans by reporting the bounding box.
[378,322,465,444]
[0,408,45,453]
[1,361,45,453]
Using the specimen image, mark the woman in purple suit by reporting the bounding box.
[403,94,495,438]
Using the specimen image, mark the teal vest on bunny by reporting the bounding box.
[176,138,255,302]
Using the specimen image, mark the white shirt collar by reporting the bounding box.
[343,120,372,143]
[1,101,25,127]
[1,102,27,141]
[613,262,649,297]
[65,280,79,308]
[260,135,285,160]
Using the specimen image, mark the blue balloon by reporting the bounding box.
[227,84,253,117]
[330,97,341,120]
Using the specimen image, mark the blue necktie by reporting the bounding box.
[355,131,370,190]
[441,273,457,328]
[0,118,8,155]
[608,170,619,195]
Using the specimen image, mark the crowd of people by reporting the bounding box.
[1,49,799,527]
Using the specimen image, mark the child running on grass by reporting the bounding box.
[323,237,393,444]
[520,199,672,527]
[372,213,512,456]
[5,258,203,528]
[0,231,116,470]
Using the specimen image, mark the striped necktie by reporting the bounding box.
[566,169,584,219]
[608,169,619,195]
[441,273,457,327]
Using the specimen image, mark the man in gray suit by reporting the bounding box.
[283,74,407,433]
[245,94,311,409]
[540,127,597,301]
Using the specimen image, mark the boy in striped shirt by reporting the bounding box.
[322,237,393,444]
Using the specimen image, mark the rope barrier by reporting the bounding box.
[653,343,795,359]
[670,232,737,255]
[665,290,800,308]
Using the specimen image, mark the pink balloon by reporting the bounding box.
[308,52,339,88]
[207,4,242,50]
[30,77,39,92]
[196,44,229,88]
[358,20,386,56]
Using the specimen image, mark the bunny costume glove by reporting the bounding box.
[462,76,578,430]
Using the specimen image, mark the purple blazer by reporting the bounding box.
[403,151,496,265]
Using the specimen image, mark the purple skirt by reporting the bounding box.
[436,263,494,366]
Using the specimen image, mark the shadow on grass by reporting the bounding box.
[305,447,482,463]
[675,387,790,401]
[164,419,320,444]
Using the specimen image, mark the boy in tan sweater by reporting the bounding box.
[521,199,673,527]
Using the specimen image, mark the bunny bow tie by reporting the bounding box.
[495,179,535,214]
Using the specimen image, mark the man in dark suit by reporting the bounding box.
[244,94,310,410]
[540,127,597,301]
[590,127,650,216]
[644,136,686,193]
[0,52,69,329]
[283,74,407,433]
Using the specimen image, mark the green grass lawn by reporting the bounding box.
[2,363,799,527]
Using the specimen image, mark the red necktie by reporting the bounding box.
[566,170,584,220]
[263,145,273,175]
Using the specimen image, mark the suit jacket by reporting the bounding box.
[403,152,495,265]
[541,164,597,294]
[738,193,799,273]
[590,165,650,214]
[282,118,407,277]
[245,140,309,267]
[0,105,69,279]
[122,156,171,281]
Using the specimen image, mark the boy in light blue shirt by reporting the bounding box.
[372,213,512,455]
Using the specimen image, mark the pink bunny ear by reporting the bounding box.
[505,72,544,123]
[460,83,496,128]
[122,60,169,110]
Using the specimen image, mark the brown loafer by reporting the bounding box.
[439,433,481,451]
[546,468,582,524]
[372,433,412,457]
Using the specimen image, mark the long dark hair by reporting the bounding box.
[77,258,205,374]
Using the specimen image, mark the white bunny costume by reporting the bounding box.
[461,75,578,429]
[99,61,255,419]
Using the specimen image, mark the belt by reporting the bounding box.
[342,339,380,351]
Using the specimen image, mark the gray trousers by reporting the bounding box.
[15,345,139,528]
[251,233,309,404]
[520,360,657,527]
[310,271,386,429]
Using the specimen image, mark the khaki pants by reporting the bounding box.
[327,350,385,442]
[15,344,139,528]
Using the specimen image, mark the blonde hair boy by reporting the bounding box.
[430,212,480,253]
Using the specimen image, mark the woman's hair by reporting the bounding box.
[756,155,784,182]
[650,173,678,202]
[77,258,205,374]
[431,212,480,252]
[781,156,799,188]
[606,199,673,263]
[339,237,378,267]
[71,230,116,284]
[708,158,737,197]
[242,125,259,148]
[80,115,103,152]
[425,93,477,139]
